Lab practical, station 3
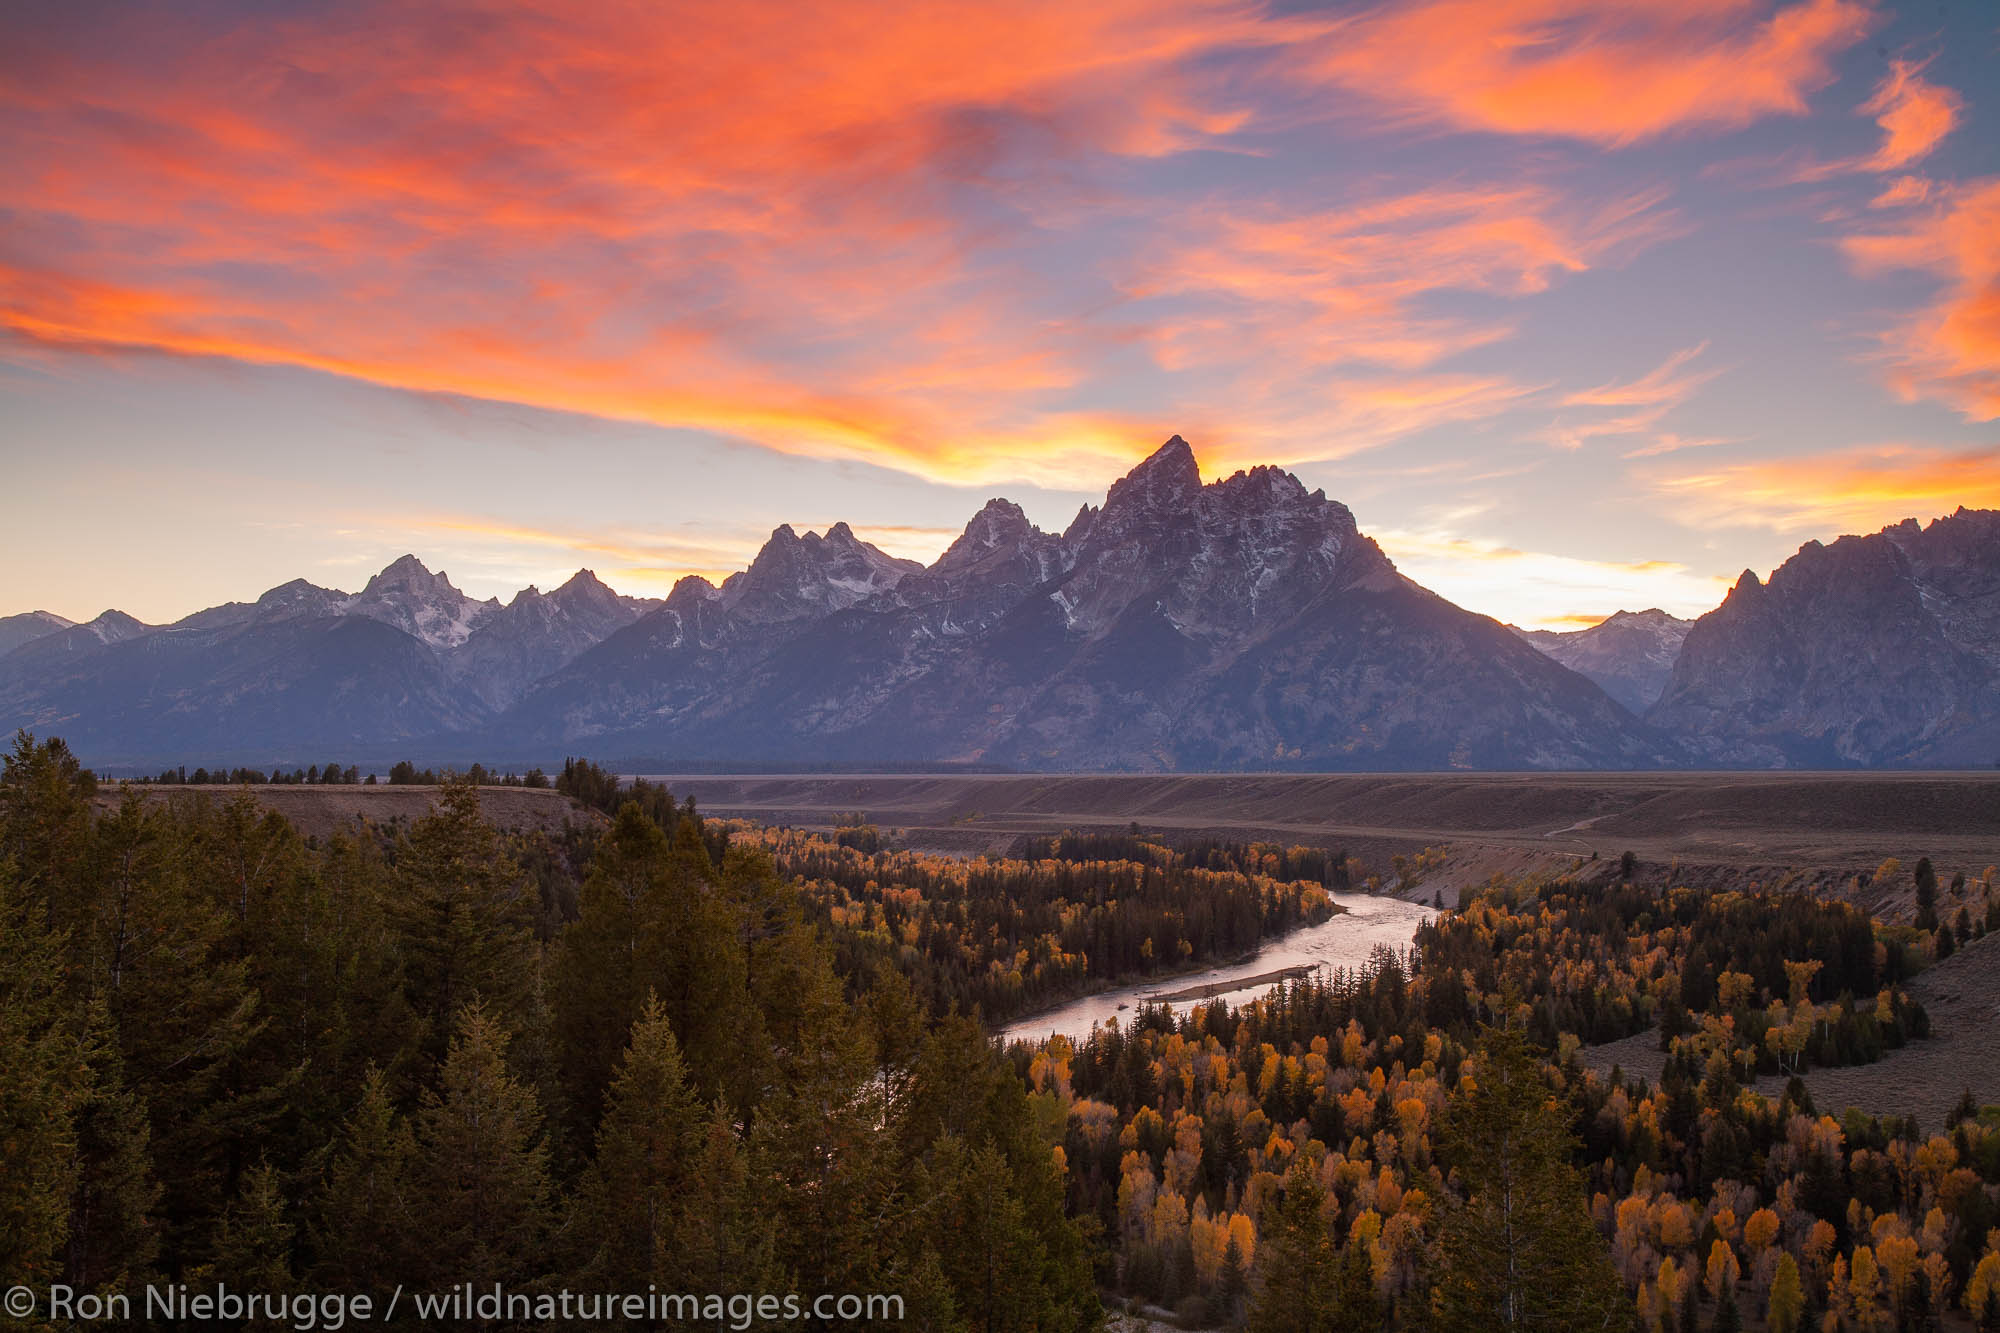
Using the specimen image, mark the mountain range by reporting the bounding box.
[4,438,1995,770]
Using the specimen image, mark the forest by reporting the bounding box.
[735,822,1337,1024]
[4,733,2000,1332]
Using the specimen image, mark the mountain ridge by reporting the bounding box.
[5,445,1996,771]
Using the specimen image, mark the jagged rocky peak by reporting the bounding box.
[361,553,463,597]
[718,521,920,620]
[348,554,499,651]
[667,573,720,607]
[1652,506,2000,765]
[548,567,626,610]
[958,498,1036,550]
[934,499,1054,572]
[1100,435,1203,518]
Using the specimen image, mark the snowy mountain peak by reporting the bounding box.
[87,610,150,642]
[362,554,461,597]
[348,555,497,650]
[1518,607,1695,715]
[0,610,79,658]
[718,522,920,622]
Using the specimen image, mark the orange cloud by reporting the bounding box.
[1841,179,2000,420]
[1869,176,1932,209]
[1124,184,1675,467]
[1645,443,2000,531]
[1301,0,1874,145]
[1143,186,1671,368]
[1777,56,1963,184]
[2,0,1314,489]
[0,0,1873,496]
[1856,59,1962,172]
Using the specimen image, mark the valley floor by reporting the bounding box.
[646,769,2000,913]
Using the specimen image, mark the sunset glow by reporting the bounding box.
[2,0,1995,628]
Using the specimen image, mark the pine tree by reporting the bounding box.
[750,935,895,1296]
[552,803,750,1135]
[312,1069,414,1291]
[0,731,97,925]
[1431,1023,1629,1331]
[406,1005,551,1290]
[80,791,265,1273]
[390,778,536,1067]
[1249,1159,1338,1333]
[568,996,702,1288]
[0,868,85,1286]
[920,1135,1052,1333]
[678,1100,779,1302]
[62,998,161,1293]
[203,1162,294,1311]
[1329,1235,1379,1333]
[1220,1236,1249,1326]
[1914,858,1938,931]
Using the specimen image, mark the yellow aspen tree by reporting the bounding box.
[1706,1237,1741,1303]
[1966,1251,2000,1326]
[1850,1246,1881,1329]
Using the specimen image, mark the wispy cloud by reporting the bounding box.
[1840,179,2000,421]
[1298,0,1875,146]
[1777,56,1963,183]
[1855,58,1963,173]
[1547,342,1718,449]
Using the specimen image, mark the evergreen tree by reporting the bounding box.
[312,1069,414,1291]
[1329,1235,1379,1333]
[750,935,895,1296]
[920,1135,1052,1333]
[0,731,97,924]
[1431,1024,1628,1331]
[552,804,750,1132]
[82,790,265,1271]
[62,998,161,1293]
[0,868,85,1286]
[1249,1159,1338,1333]
[406,1005,551,1290]
[568,996,702,1288]
[1219,1236,1249,1326]
[203,1162,294,1305]
[390,779,536,1066]
[1914,858,1938,931]
[678,1099,780,1306]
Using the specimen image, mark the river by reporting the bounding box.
[997,892,1435,1047]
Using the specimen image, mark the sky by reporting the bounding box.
[2,0,1996,631]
